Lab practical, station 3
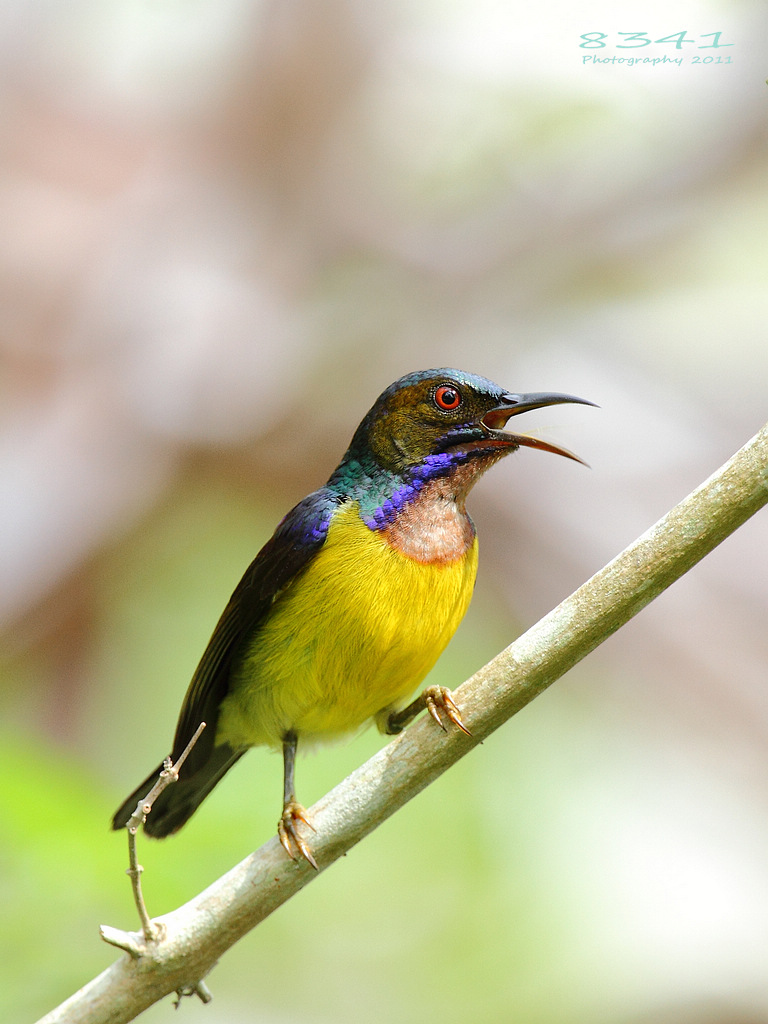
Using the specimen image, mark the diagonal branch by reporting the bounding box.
[37,421,768,1024]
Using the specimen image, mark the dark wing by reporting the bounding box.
[110,487,340,833]
[167,486,339,771]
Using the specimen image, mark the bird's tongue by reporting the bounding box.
[481,407,588,465]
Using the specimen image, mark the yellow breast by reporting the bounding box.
[216,501,478,748]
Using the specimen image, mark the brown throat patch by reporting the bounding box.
[380,452,507,563]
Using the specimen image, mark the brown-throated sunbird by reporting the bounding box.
[112,369,594,868]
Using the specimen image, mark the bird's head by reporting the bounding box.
[345,368,595,474]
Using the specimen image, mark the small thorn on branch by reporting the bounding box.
[99,925,145,959]
[173,979,214,1006]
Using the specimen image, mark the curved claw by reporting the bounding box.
[278,802,318,870]
[424,685,472,737]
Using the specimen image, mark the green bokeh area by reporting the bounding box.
[1,471,613,1024]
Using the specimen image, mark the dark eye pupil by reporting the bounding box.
[435,385,460,410]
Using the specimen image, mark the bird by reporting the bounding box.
[112,368,594,868]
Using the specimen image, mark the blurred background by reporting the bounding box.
[2,1,768,1021]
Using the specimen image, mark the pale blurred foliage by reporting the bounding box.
[2,2,768,1023]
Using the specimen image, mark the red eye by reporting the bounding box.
[434,385,462,411]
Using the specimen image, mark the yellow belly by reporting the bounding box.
[216,501,478,748]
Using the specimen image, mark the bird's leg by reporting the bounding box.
[383,685,472,737]
[277,731,318,870]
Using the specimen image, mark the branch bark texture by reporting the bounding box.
[38,421,768,1024]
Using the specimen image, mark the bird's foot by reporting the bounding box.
[384,685,472,736]
[423,685,472,736]
[278,801,318,870]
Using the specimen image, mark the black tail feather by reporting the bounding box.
[111,743,245,838]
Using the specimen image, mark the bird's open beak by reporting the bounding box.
[481,392,597,465]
